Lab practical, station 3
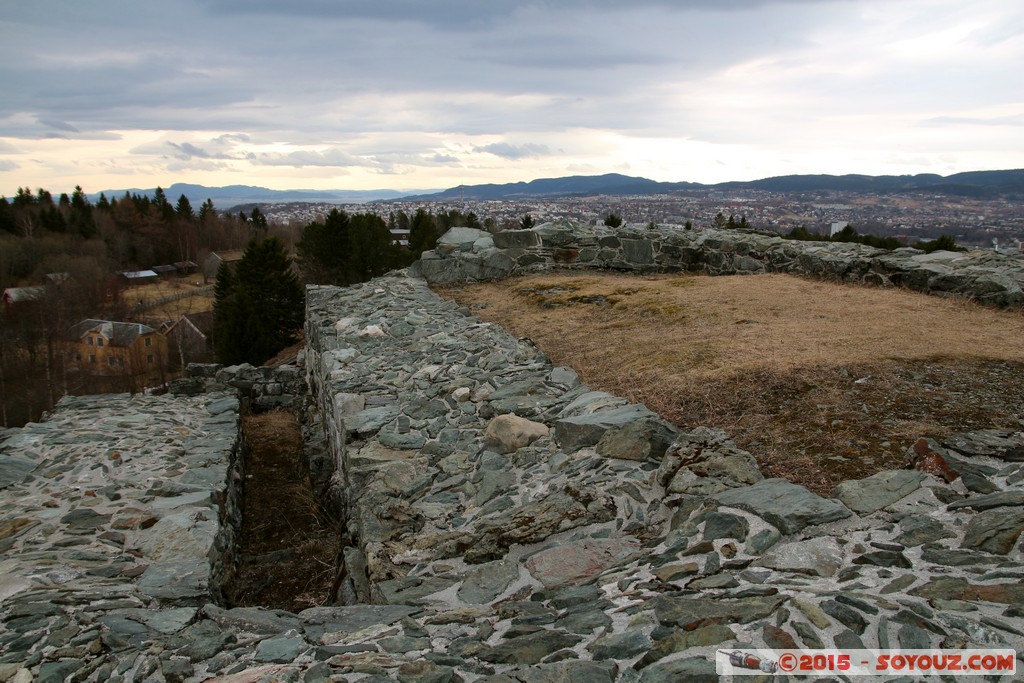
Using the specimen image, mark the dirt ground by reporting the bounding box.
[225,410,339,611]
[436,272,1024,494]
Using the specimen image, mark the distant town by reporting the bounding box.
[250,189,1024,252]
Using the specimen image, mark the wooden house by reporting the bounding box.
[164,311,215,367]
[202,250,244,283]
[2,286,45,307]
[65,319,168,388]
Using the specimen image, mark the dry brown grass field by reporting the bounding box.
[127,275,214,319]
[436,272,1024,494]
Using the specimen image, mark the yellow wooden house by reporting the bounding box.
[66,319,168,389]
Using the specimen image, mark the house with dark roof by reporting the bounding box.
[119,270,159,285]
[173,261,199,275]
[202,250,245,283]
[151,264,179,278]
[164,311,215,367]
[65,319,168,387]
[1,286,45,306]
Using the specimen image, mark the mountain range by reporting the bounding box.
[407,169,1024,201]
[92,169,1024,209]
[89,184,437,208]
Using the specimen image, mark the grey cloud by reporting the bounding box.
[0,0,833,143]
[169,142,218,160]
[367,149,464,168]
[0,160,19,172]
[475,143,552,159]
[39,118,79,133]
[162,134,260,161]
[2,0,1020,188]
[214,133,251,144]
[0,112,124,141]
[198,0,839,28]
[164,159,231,173]
[252,148,364,168]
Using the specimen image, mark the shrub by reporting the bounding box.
[915,234,966,253]
[604,213,623,228]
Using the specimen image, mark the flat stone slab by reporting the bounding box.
[299,605,421,641]
[344,404,401,436]
[457,558,521,604]
[0,454,35,490]
[832,470,926,514]
[653,594,788,630]
[754,537,844,577]
[961,508,1024,554]
[553,403,657,451]
[948,491,1024,511]
[525,538,640,588]
[713,478,852,534]
[943,430,1024,460]
[437,226,490,249]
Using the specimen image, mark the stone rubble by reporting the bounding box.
[411,220,1024,308]
[0,263,1022,680]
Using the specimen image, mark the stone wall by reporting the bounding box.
[299,273,1024,680]
[1,263,1022,680]
[0,392,245,681]
[411,221,1024,308]
[170,362,307,412]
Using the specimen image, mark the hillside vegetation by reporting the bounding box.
[437,272,1024,493]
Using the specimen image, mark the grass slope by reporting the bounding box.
[437,272,1024,494]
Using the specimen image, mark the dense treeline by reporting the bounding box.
[0,185,280,427]
[783,224,965,253]
[294,206,489,285]
[297,209,408,285]
[0,185,275,293]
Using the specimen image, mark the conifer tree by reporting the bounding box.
[212,261,244,365]
[297,209,406,285]
[213,237,303,365]
[408,208,441,256]
[69,186,96,238]
[175,194,195,221]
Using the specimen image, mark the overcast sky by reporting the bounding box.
[1,0,1022,194]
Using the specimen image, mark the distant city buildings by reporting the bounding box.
[251,189,1024,250]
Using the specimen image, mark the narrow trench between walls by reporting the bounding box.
[216,394,349,611]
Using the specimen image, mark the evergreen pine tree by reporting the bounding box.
[199,199,216,224]
[175,194,195,221]
[212,261,244,365]
[213,238,304,365]
[69,185,96,238]
[408,208,440,256]
[350,213,399,282]
[297,208,352,283]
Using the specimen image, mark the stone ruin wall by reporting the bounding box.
[0,223,1023,681]
[410,221,1024,308]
